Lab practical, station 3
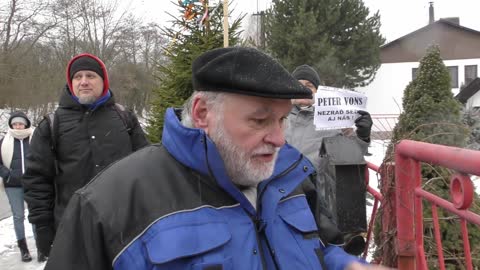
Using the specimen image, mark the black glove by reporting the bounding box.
[35,224,55,257]
[355,110,372,142]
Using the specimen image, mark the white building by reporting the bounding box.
[456,78,480,110]
[357,5,480,117]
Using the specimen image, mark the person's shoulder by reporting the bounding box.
[74,144,170,212]
[81,144,166,190]
[104,143,163,170]
[30,114,55,138]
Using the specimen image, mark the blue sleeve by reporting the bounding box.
[323,245,367,270]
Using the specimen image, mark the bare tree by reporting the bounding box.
[0,0,57,55]
[0,0,59,108]
[111,22,168,114]
[0,0,168,118]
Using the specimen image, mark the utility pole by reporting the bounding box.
[223,0,229,47]
[252,11,266,50]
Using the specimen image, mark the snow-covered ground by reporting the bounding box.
[0,109,10,137]
[0,211,46,269]
[363,140,390,261]
[364,140,388,224]
[365,140,390,189]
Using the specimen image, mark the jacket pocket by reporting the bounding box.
[280,207,318,233]
[279,207,325,247]
[144,221,232,269]
[275,205,324,269]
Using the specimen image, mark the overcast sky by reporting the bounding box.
[363,0,480,42]
[125,0,480,43]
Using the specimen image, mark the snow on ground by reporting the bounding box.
[0,211,46,269]
[365,140,391,191]
[364,140,388,228]
[0,109,9,137]
[363,140,390,260]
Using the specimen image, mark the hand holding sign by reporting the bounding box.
[313,86,368,130]
[355,110,373,142]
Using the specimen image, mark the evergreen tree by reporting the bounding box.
[146,1,243,142]
[379,45,480,268]
[264,0,384,88]
[462,107,480,150]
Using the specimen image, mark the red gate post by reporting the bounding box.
[395,151,417,269]
[378,162,397,266]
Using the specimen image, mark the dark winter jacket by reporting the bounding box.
[0,111,32,187]
[0,137,30,187]
[23,86,149,228]
[44,108,363,270]
[285,105,368,217]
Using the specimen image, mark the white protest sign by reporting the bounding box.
[313,86,367,130]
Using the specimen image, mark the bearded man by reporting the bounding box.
[44,47,391,270]
[23,53,149,259]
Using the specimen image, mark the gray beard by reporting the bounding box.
[78,95,97,105]
[209,120,279,187]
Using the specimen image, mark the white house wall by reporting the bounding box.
[356,58,480,115]
[466,90,480,110]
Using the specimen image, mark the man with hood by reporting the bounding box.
[44,48,390,270]
[23,53,149,259]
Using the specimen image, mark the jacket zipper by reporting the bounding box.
[254,155,305,270]
[202,133,308,269]
[20,139,25,173]
[252,216,268,269]
[202,136,269,268]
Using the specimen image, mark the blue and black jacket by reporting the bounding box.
[45,108,363,270]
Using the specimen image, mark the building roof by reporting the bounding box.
[379,18,480,63]
[382,19,480,49]
[456,77,480,103]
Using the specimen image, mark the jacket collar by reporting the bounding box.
[161,108,315,216]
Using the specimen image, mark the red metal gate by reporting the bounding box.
[394,140,480,270]
[364,140,480,268]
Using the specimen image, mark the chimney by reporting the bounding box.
[429,2,435,24]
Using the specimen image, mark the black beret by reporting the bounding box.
[292,64,321,89]
[69,56,104,80]
[192,47,312,99]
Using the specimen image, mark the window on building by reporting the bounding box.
[447,66,458,88]
[465,65,477,86]
[412,68,418,80]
